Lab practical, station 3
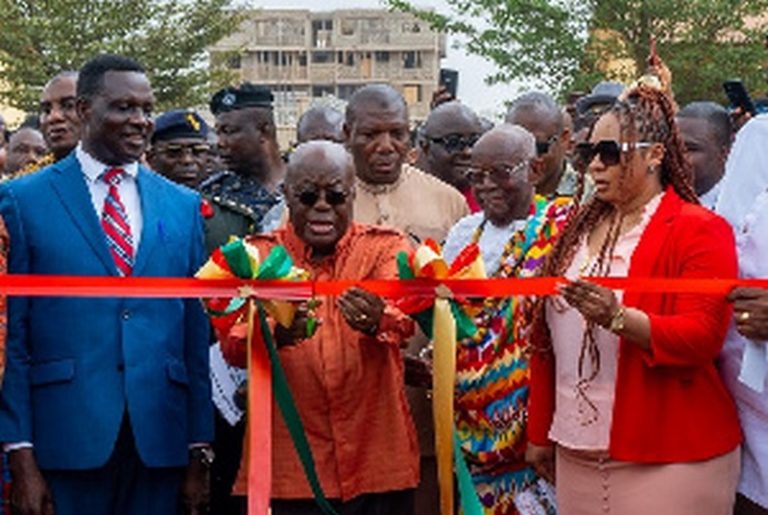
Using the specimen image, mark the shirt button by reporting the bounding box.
[122,310,130,320]
[117,362,125,372]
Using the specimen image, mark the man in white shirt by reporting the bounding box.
[718,115,768,515]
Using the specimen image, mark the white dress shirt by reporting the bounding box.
[443,212,527,276]
[719,188,768,508]
[76,144,143,251]
[698,179,722,211]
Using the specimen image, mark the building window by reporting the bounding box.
[402,51,422,69]
[346,52,355,66]
[402,85,423,104]
[338,84,360,100]
[311,51,334,64]
[298,52,307,66]
[374,51,389,63]
[341,19,355,36]
[312,85,334,98]
[312,19,333,47]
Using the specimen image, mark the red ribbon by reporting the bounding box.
[0,274,766,298]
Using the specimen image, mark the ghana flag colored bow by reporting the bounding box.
[396,240,484,515]
[197,240,336,515]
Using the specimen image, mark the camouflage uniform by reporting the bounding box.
[199,171,283,255]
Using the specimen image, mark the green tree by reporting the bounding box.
[0,0,245,112]
[387,0,768,105]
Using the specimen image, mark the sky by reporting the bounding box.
[254,0,526,119]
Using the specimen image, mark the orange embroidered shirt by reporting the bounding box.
[221,223,420,500]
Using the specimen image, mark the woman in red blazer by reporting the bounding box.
[525,82,741,515]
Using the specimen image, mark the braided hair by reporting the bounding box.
[529,84,698,420]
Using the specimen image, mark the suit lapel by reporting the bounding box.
[48,154,117,275]
[133,167,160,276]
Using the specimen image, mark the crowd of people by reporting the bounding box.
[0,49,764,515]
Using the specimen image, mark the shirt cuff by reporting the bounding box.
[188,443,210,449]
[4,442,33,453]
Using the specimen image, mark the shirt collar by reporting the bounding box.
[75,143,139,183]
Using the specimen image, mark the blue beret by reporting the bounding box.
[152,109,208,143]
[210,83,274,115]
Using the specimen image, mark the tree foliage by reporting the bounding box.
[0,0,245,112]
[387,0,768,105]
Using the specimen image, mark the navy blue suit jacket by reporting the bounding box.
[0,153,213,470]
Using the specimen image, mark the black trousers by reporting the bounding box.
[210,411,247,515]
[271,489,415,515]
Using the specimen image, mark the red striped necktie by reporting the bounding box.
[101,167,134,276]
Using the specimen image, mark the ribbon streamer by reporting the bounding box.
[396,241,486,515]
[196,241,335,515]
[0,275,763,299]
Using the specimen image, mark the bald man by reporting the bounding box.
[419,101,484,212]
[506,92,577,198]
[217,141,420,514]
[344,84,469,244]
[444,124,573,513]
[443,124,543,272]
[296,105,344,144]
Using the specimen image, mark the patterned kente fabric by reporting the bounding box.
[455,195,572,514]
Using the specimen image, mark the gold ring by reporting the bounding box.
[739,311,751,322]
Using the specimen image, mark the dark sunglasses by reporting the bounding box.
[296,189,349,207]
[535,134,560,156]
[464,161,529,185]
[428,133,481,153]
[575,140,652,167]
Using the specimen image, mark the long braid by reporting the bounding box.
[531,84,697,364]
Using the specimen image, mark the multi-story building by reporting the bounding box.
[209,9,446,146]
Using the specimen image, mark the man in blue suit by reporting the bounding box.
[0,54,213,515]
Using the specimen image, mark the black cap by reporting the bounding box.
[210,83,274,115]
[152,109,209,143]
[576,81,625,116]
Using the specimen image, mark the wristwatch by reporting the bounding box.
[189,446,215,467]
[609,306,626,333]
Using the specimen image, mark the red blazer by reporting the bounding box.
[528,188,742,463]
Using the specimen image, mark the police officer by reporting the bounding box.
[200,83,286,255]
[147,109,210,189]
[202,84,287,515]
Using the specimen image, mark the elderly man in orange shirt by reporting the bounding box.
[219,140,419,514]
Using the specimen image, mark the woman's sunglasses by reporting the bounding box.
[296,189,349,207]
[575,140,652,167]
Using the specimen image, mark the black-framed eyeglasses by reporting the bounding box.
[296,188,350,207]
[464,161,529,185]
[428,133,481,153]
[535,134,560,156]
[575,140,653,167]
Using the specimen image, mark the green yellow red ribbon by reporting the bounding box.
[196,240,335,515]
[397,240,485,515]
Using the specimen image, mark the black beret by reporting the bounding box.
[210,83,274,115]
[576,81,625,117]
[152,109,209,143]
